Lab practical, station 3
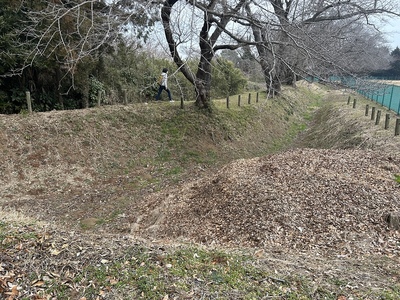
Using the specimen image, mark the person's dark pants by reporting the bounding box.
[155,85,171,100]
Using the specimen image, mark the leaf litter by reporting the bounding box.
[135,148,400,258]
[1,86,400,298]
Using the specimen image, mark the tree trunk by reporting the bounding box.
[161,0,246,111]
[195,16,214,110]
[194,80,209,108]
[259,58,281,97]
[246,1,297,96]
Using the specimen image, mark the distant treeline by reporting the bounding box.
[370,47,400,79]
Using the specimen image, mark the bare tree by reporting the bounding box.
[17,0,157,73]
[160,0,399,103]
[6,0,399,110]
[161,0,248,110]
[244,0,399,95]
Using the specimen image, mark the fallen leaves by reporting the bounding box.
[0,89,399,298]
[0,148,399,298]
[4,285,19,300]
[0,224,135,299]
[138,149,400,256]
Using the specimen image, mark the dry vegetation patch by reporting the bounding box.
[135,148,400,256]
[1,84,400,299]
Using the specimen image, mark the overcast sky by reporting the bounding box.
[383,18,400,50]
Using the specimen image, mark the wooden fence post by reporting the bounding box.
[248,93,251,104]
[108,90,116,105]
[256,92,259,103]
[387,213,400,230]
[371,107,376,121]
[375,110,381,125]
[352,98,357,108]
[123,89,128,105]
[365,104,369,116]
[180,96,184,109]
[97,90,102,107]
[226,96,230,109]
[347,96,351,105]
[238,95,241,107]
[26,91,32,113]
[395,118,400,136]
[385,113,390,130]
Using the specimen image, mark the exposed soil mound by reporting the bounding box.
[135,148,400,255]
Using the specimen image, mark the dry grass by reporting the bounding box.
[1,83,400,299]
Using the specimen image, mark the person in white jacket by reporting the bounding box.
[155,68,173,102]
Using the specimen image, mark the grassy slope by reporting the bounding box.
[1,82,399,299]
[0,85,319,229]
